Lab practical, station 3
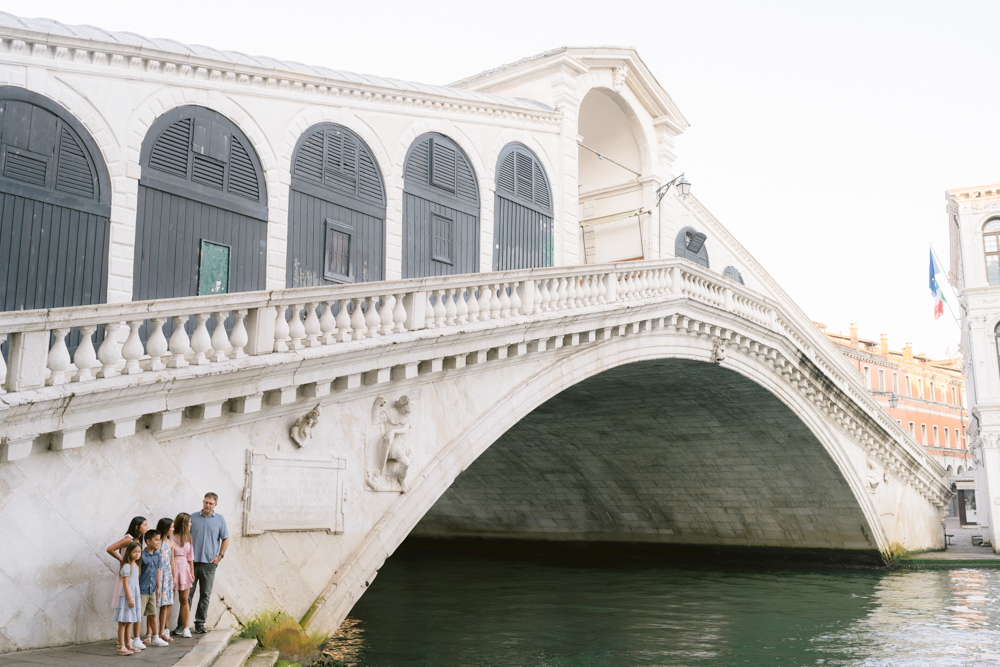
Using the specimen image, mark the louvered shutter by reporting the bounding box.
[515,152,533,201]
[430,140,457,192]
[406,138,430,183]
[294,130,324,183]
[498,153,515,194]
[228,137,259,201]
[357,150,382,204]
[55,129,95,199]
[149,119,191,178]
[533,163,550,209]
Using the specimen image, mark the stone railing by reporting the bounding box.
[0,260,774,398]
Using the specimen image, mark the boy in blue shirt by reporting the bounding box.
[137,529,169,648]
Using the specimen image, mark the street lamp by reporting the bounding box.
[655,173,692,206]
[871,391,899,409]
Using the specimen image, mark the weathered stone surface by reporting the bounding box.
[243,450,345,536]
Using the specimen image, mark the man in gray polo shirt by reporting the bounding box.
[188,492,229,634]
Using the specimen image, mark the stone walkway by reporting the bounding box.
[908,517,1000,561]
[0,629,233,667]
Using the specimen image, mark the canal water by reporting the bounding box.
[325,541,1000,666]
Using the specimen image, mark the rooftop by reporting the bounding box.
[0,13,554,112]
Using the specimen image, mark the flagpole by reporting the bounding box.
[929,243,962,328]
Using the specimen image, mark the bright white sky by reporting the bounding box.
[9,0,997,357]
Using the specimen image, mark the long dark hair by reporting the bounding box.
[173,513,192,547]
[156,517,174,546]
[121,541,141,575]
[126,516,147,544]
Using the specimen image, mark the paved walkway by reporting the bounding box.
[909,517,1000,561]
[0,629,233,667]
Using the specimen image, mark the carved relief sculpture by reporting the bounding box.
[368,395,413,492]
[866,453,881,493]
[290,404,321,448]
[611,65,628,93]
[711,338,727,364]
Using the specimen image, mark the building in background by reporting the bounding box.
[819,323,971,520]
[947,181,1000,544]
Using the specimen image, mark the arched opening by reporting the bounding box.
[414,358,874,551]
[0,87,111,312]
[402,133,479,278]
[577,88,645,264]
[723,266,745,285]
[957,465,965,474]
[287,123,386,286]
[492,142,553,271]
[675,226,709,268]
[134,106,268,301]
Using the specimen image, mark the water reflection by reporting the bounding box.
[325,542,1000,666]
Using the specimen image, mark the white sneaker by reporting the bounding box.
[150,636,169,647]
[181,628,191,638]
[130,638,145,650]
[162,628,170,638]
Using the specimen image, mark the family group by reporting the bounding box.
[105,493,230,656]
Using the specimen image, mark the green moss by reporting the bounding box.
[236,610,321,664]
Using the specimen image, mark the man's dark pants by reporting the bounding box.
[190,562,217,629]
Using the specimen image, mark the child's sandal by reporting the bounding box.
[117,646,133,655]
[161,632,173,642]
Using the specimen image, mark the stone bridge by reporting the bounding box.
[0,258,950,650]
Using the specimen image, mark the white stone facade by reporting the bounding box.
[947,182,1000,547]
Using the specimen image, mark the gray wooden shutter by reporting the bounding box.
[498,152,515,194]
[430,139,457,192]
[148,118,191,178]
[294,130,324,183]
[55,129,95,199]
[228,136,259,201]
[405,138,430,183]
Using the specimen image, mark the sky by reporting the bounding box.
[7,0,996,357]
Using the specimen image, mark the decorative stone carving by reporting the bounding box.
[290,404,321,448]
[611,65,628,93]
[866,453,881,493]
[368,395,414,493]
[243,450,346,536]
[710,338,727,364]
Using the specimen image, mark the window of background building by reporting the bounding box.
[909,422,915,437]
[864,366,871,389]
[921,423,927,444]
[933,425,939,445]
[984,218,1000,285]
[905,375,911,396]
[945,428,951,447]
[930,381,935,401]
[878,369,885,391]
[920,380,925,399]
[893,372,899,393]
[897,420,902,426]
[952,386,957,405]
[962,426,966,447]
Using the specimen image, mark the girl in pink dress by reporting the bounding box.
[170,512,196,637]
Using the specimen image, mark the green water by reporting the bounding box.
[325,542,1000,666]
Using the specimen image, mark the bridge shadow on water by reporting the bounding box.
[325,537,1000,667]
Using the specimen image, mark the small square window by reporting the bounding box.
[324,219,353,283]
[431,212,453,265]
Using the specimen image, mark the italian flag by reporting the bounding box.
[929,249,945,320]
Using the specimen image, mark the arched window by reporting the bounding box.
[723,266,745,285]
[402,133,479,278]
[0,87,111,312]
[984,218,1000,285]
[134,106,267,300]
[493,143,553,271]
[287,124,385,286]
[675,226,709,268]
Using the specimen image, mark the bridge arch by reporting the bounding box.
[307,322,893,631]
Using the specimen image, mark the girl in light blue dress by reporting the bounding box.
[114,542,142,655]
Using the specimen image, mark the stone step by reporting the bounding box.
[174,628,236,667]
[208,638,258,667]
[245,649,280,667]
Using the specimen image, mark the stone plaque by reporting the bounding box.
[243,450,346,536]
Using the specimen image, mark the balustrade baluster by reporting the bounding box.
[579,275,591,305]
[479,285,492,320]
[379,295,395,335]
[336,299,353,342]
[122,320,145,373]
[365,297,381,338]
[320,301,337,345]
[598,273,609,303]
[445,289,458,325]
[456,288,469,324]
[190,314,212,365]
[230,310,248,359]
[393,293,407,333]
[351,298,368,340]
[499,283,511,317]
[538,280,551,312]
[167,316,191,367]
[146,318,168,370]
[208,312,232,361]
[97,322,122,377]
[304,303,322,347]
[670,267,682,294]
[466,287,480,322]
[431,290,446,327]
[273,308,291,352]
[46,328,72,385]
[490,284,502,320]
[288,304,306,350]
[623,272,635,300]
[0,333,6,391]
[558,277,570,309]
[509,281,522,315]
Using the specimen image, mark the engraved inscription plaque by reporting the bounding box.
[243,450,346,536]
